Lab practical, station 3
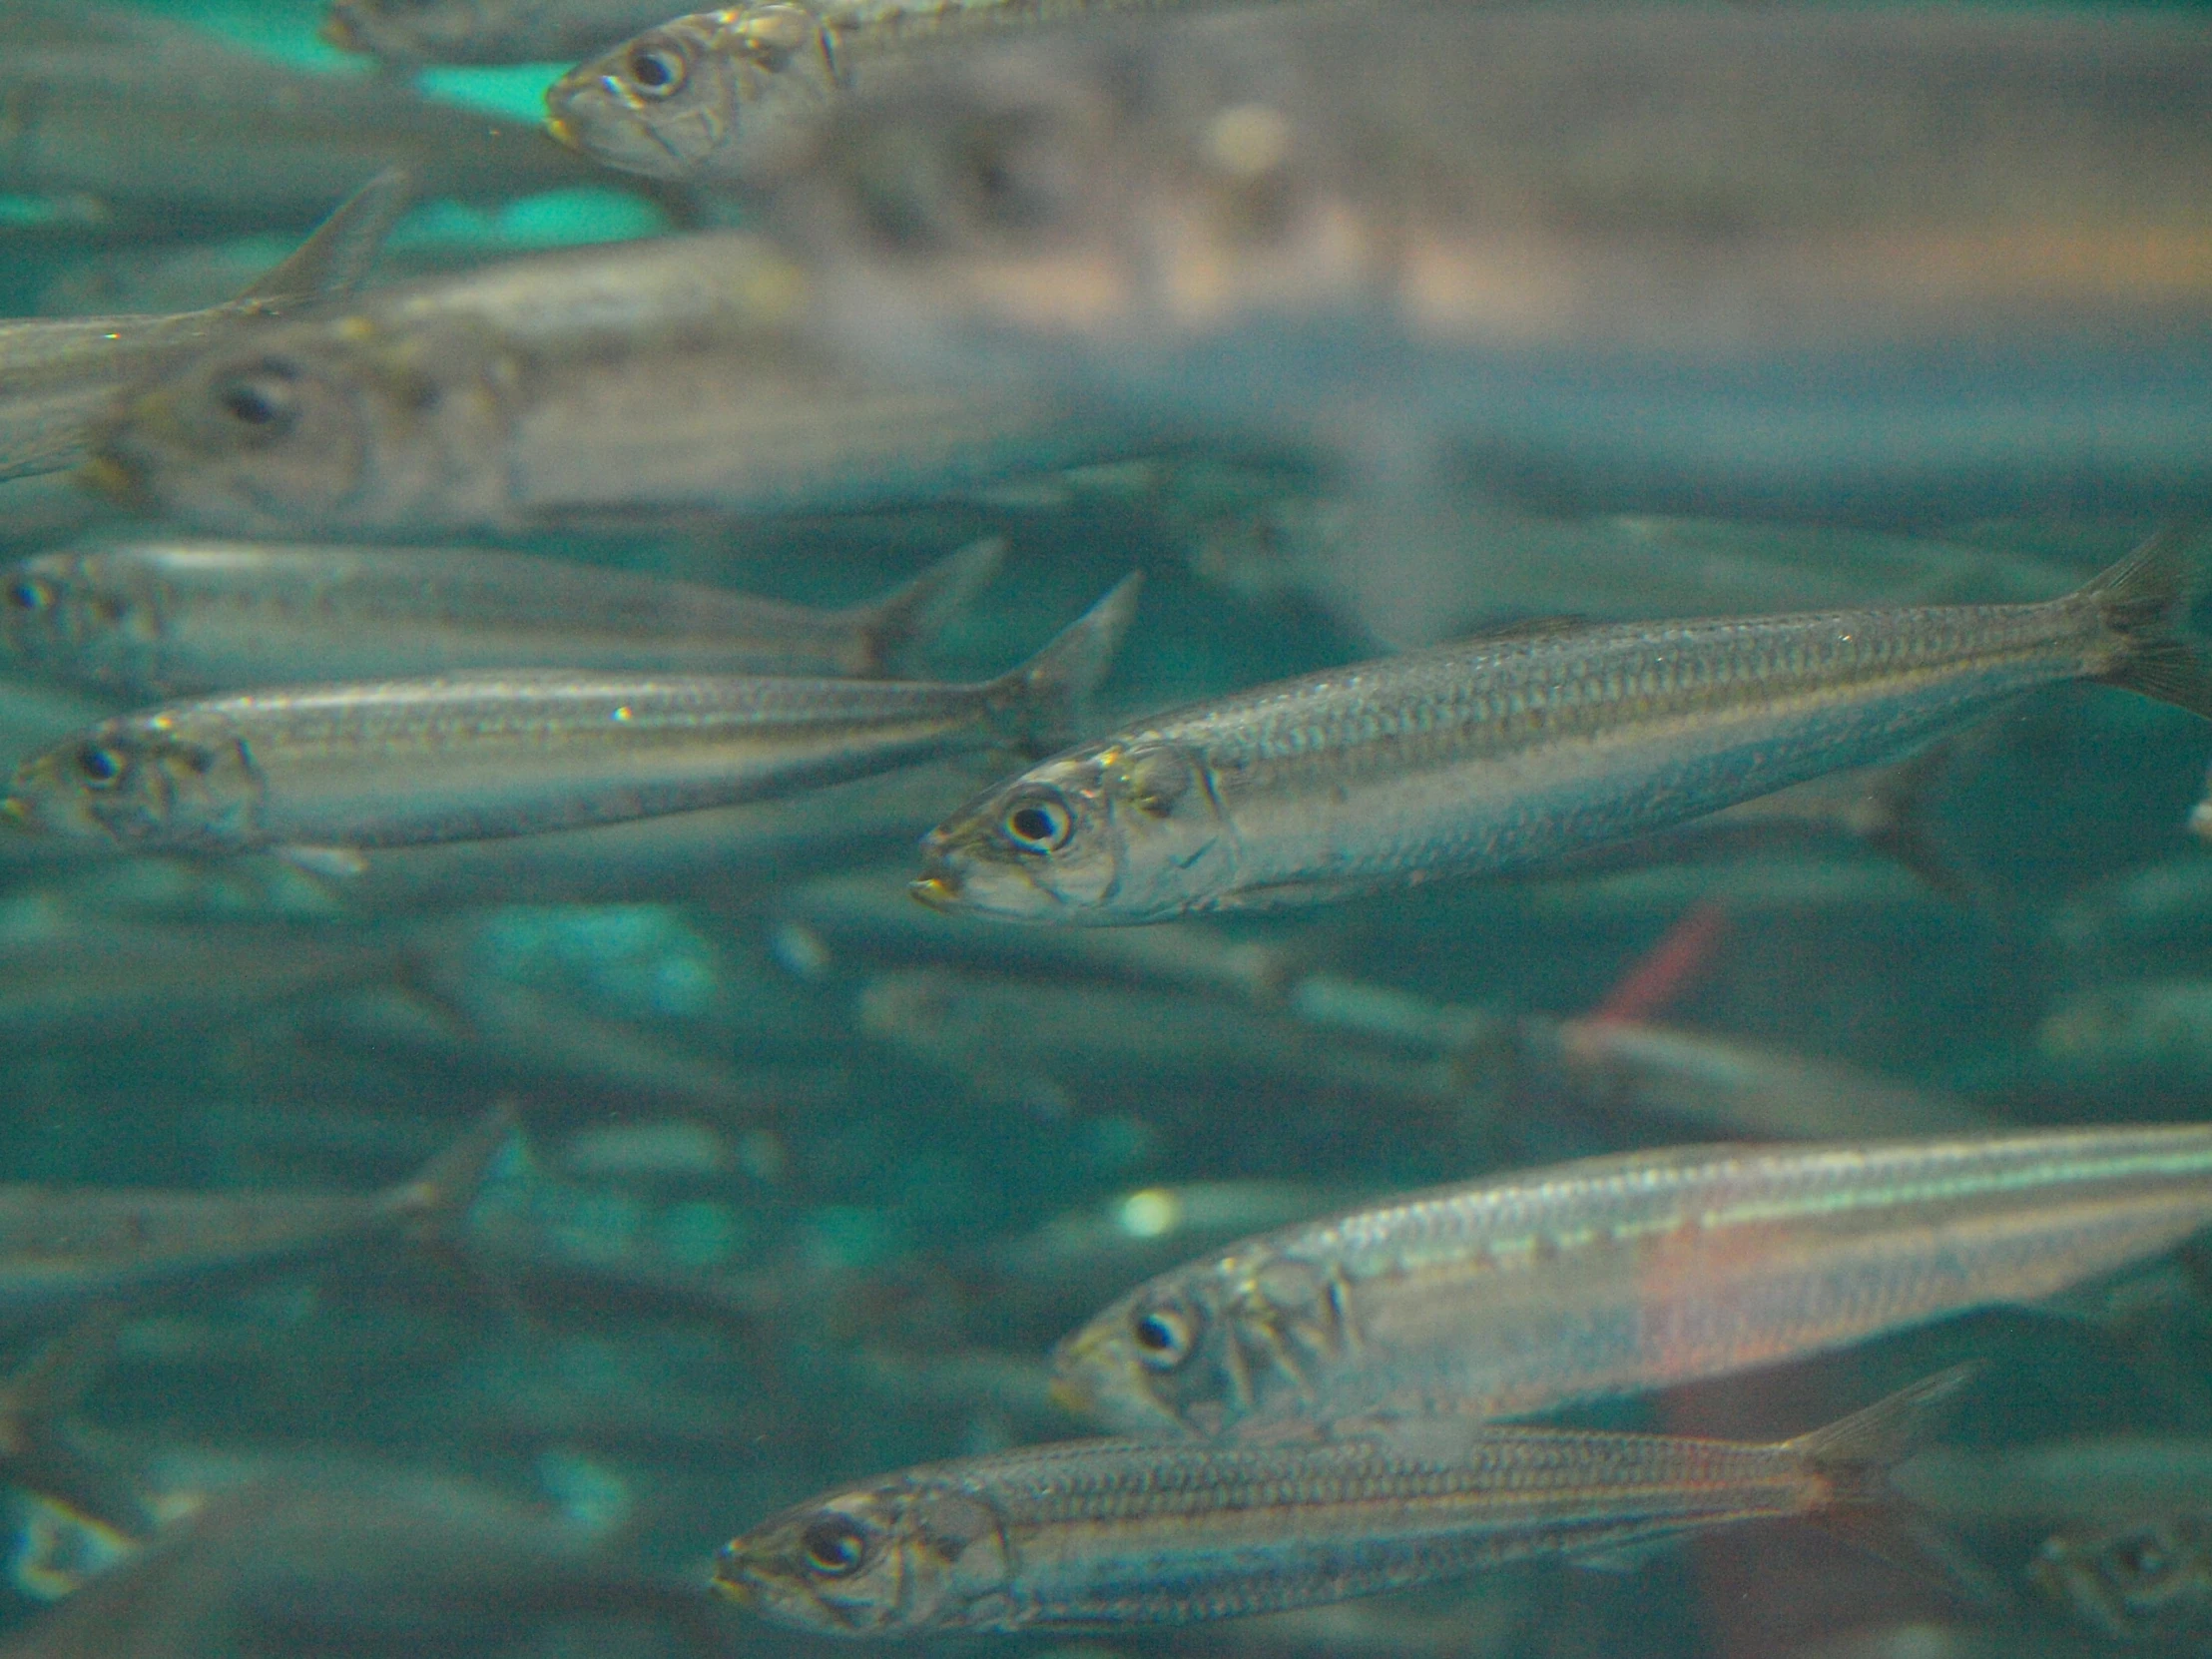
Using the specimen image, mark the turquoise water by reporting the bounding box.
[0,1,2211,1655]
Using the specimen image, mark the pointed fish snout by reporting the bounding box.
[909,871,960,909]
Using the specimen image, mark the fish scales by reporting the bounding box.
[1052,1124,2212,1438]
[916,536,2207,920]
[716,1372,1966,1633]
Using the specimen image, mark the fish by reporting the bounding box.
[911,533,2210,923]
[0,1470,739,1659]
[1049,1123,2212,1439]
[0,1108,508,1313]
[754,2,2212,639]
[0,574,1138,857]
[81,231,1151,536]
[546,0,1207,181]
[0,173,407,485]
[324,0,699,63]
[714,1366,1975,1633]
[0,5,608,226]
[2031,1514,2212,1644]
[0,536,1002,700]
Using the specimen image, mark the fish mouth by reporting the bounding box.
[317,12,361,51]
[1046,1375,1095,1417]
[544,112,582,152]
[710,1549,762,1608]
[0,795,35,833]
[909,871,961,910]
[75,453,152,513]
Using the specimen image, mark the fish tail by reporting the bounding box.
[1792,1364,2009,1606]
[231,168,412,315]
[381,1101,518,1239]
[2077,526,2212,720]
[982,571,1144,756]
[841,537,1006,675]
[0,1312,157,1541]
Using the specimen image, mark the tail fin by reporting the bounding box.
[838,538,1005,675]
[0,1313,156,1541]
[982,571,1143,757]
[1794,1365,2008,1606]
[231,168,412,316]
[379,1101,518,1241]
[2079,526,2212,721]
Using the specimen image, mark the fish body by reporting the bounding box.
[0,538,1001,699]
[716,1368,1970,1633]
[547,0,1207,180]
[756,3,2212,531]
[0,173,406,483]
[0,17,601,222]
[0,1110,506,1312]
[1051,1123,2212,1439]
[1,576,1136,855]
[83,233,1144,536]
[914,536,2208,923]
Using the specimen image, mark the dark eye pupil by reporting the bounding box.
[801,1516,866,1575]
[76,746,120,784]
[1133,1314,1176,1352]
[631,48,676,88]
[7,579,43,610]
[1009,805,1056,842]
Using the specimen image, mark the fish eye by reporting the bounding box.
[5,576,52,612]
[1129,1302,1199,1371]
[74,744,124,788]
[210,363,300,439]
[1000,790,1074,853]
[799,1513,870,1577]
[2113,1530,2176,1584]
[626,41,688,96]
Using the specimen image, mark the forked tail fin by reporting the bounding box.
[231,168,412,316]
[1793,1364,2009,1607]
[839,538,1005,675]
[2079,526,2212,721]
[983,571,1144,756]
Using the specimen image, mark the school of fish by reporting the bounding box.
[1,0,2210,1655]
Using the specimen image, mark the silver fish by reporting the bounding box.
[912,535,2208,923]
[82,232,1148,536]
[0,575,1137,856]
[0,1109,506,1312]
[0,537,1001,699]
[755,4,2212,546]
[716,1367,1973,1634]
[0,173,406,483]
[1050,1123,2212,1439]
[324,0,694,63]
[546,0,1201,180]
[0,7,606,224]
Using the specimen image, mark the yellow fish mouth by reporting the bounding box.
[75,454,150,512]
[909,872,961,910]
[544,113,582,152]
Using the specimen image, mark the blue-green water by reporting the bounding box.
[1,1,2211,1654]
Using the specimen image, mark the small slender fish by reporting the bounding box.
[0,1109,507,1312]
[0,575,1137,858]
[82,232,1146,537]
[716,1367,1972,1634]
[1051,1123,2212,1439]
[914,535,2209,923]
[0,172,406,483]
[2032,1514,2212,1644]
[0,537,1002,700]
[547,0,1214,180]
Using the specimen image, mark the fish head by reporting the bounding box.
[547,8,836,181]
[4,720,250,849]
[0,553,153,682]
[85,320,514,537]
[321,0,507,63]
[914,739,1236,923]
[716,1479,1011,1635]
[2033,1518,2212,1640]
[1050,1261,1249,1436]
